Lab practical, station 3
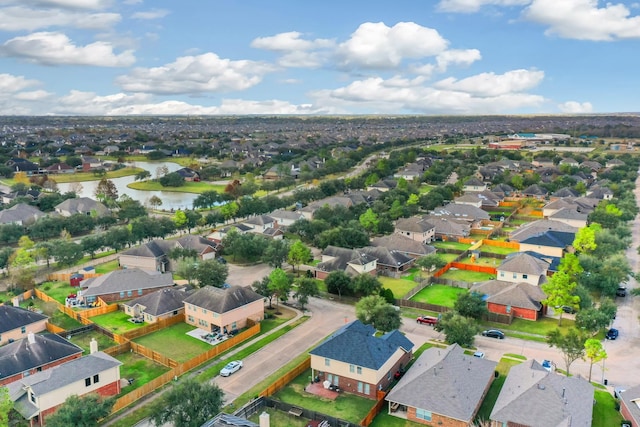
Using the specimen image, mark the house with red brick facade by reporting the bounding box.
[619,385,640,426]
[310,320,413,400]
[7,351,121,426]
[0,333,83,386]
[471,280,547,320]
[0,305,48,346]
[386,343,496,427]
[78,268,174,304]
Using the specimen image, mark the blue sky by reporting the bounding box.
[1,0,640,116]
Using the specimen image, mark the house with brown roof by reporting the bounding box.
[471,280,547,320]
[490,360,593,427]
[386,343,496,426]
[394,216,435,244]
[123,286,193,323]
[370,234,436,259]
[0,305,48,347]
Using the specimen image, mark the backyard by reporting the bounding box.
[409,284,467,307]
[116,352,171,391]
[68,329,116,354]
[91,310,148,333]
[133,323,213,362]
[478,244,518,256]
[379,276,420,299]
[432,241,471,251]
[18,297,83,330]
[248,408,309,427]
[438,269,494,283]
[40,281,78,305]
[94,259,120,274]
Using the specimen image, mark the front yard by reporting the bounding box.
[410,284,467,307]
[482,316,576,338]
[133,323,213,362]
[90,310,148,333]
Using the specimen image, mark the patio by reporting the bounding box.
[186,327,231,346]
[305,382,339,400]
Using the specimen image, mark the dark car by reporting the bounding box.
[561,305,576,314]
[482,329,505,339]
[416,316,438,325]
[616,287,627,297]
[606,328,619,340]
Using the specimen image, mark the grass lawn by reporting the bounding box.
[432,241,472,251]
[248,408,309,427]
[370,412,422,427]
[40,281,77,305]
[274,369,374,424]
[127,180,225,194]
[116,352,171,391]
[439,269,494,283]
[133,323,213,362]
[508,219,530,226]
[419,184,435,194]
[457,256,502,267]
[400,307,441,320]
[90,310,148,333]
[68,330,116,354]
[262,306,297,333]
[2,167,142,185]
[593,390,624,427]
[482,316,576,338]
[94,259,120,274]
[501,227,517,233]
[438,253,458,263]
[479,245,518,255]
[379,276,419,299]
[475,357,523,422]
[19,297,84,330]
[410,284,467,307]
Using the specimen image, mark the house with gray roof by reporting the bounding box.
[123,286,193,323]
[497,252,550,286]
[298,196,355,220]
[432,203,490,225]
[7,351,122,426]
[462,177,487,192]
[0,203,45,226]
[0,333,83,386]
[79,268,174,303]
[423,215,471,240]
[269,209,305,227]
[509,219,578,243]
[619,384,640,426]
[386,343,496,426]
[548,207,589,228]
[54,197,110,217]
[315,245,378,279]
[471,280,547,321]
[370,234,436,259]
[521,184,548,199]
[358,246,415,277]
[394,216,435,243]
[310,320,413,399]
[183,285,264,334]
[519,230,576,258]
[0,305,48,347]
[490,359,593,427]
[119,235,219,272]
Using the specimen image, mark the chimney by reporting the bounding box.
[259,411,270,427]
[90,337,99,354]
[28,333,36,344]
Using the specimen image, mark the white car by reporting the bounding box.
[220,360,243,377]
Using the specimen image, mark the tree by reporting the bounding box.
[118,198,147,222]
[148,195,163,210]
[358,208,379,234]
[541,271,580,325]
[547,328,586,377]
[262,239,290,269]
[355,295,401,332]
[159,172,185,187]
[135,170,152,181]
[268,268,292,311]
[584,338,607,382]
[353,273,382,296]
[194,259,229,288]
[149,379,224,427]
[173,210,188,230]
[155,165,169,179]
[81,235,105,259]
[51,240,84,267]
[253,276,275,308]
[434,312,479,347]
[0,387,11,427]
[168,247,198,261]
[176,257,198,285]
[454,292,488,320]
[94,177,118,202]
[573,223,600,253]
[104,226,132,252]
[46,394,114,427]
[287,240,312,274]
[415,253,446,272]
[295,277,319,310]
[324,270,353,298]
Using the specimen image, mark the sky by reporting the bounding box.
[1,0,640,116]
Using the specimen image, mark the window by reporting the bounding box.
[357,382,363,393]
[349,364,355,373]
[202,308,207,314]
[324,358,330,367]
[30,393,36,403]
[231,322,237,330]
[120,291,125,298]
[506,305,512,313]
[364,383,370,395]
[416,409,432,421]
[127,290,133,297]
[187,315,194,322]
[499,272,504,278]
[85,378,91,387]
[93,374,99,384]
[356,366,362,375]
[138,289,143,295]
[21,326,26,334]
[522,274,528,279]
[513,273,517,279]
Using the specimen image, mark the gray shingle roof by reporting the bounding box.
[310,320,413,370]
[472,280,547,310]
[386,344,496,422]
[520,231,575,249]
[55,197,110,216]
[183,285,263,314]
[433,203,490,220]
[498,253,550,276]
[490,360,594,427]
[0,305,48,335]
[509,220,578,242]
[123,286,193,316]
[371,234,435,257]
[0,203,45,225]
[80,268,174,298]
[619,384,640,426]
[395,217,435,233]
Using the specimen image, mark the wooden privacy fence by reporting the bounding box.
[45,323,66,334]
[361,390,387,427]
[449,262,496,275]
[482,239,519,249]
[130,342,178,368]
[78,302,118,318]
[46,272,102,282]
[396,298,452,313]
[121,314,185,340]
[103,341,132,357]
[259,356,311,397]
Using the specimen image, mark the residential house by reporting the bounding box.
[466,190,503,208]
[122,286,194,323]
[521,184,548,199]
[0,305,48,346]
[496,252,550,285]
[491,183,514,198]
[310,320,413,399]
[0,203,45,226]
[298,196,355,220]
[370,234,436,259]
[315,246,377,279]
[242,215,278,235]
[509,219,578,243]
[394,216,435,244]
[519,230,575,258]
[44,163,74,174]
[393,164,423,181]
[432,203,490,225]
[548,208,589,228]
[80,156,103,172]
[183,285,264,333]
[462,177,487,192]
[358,246,414,277]
[453,193,483,208]
[386,343,496,426]
[367,179,397,193]
[0,333,83,386]
[207,223,254,243]
[606,158,625,168]
[78,268,174,304]
[175,167,200,182]
[54,197,110,217]
[422,216,471,241]
[119,235,219,272]
[619,385,640,426]
[587,186,614,200]
[490,360,593,427]
[6,158,39,175]
[201,414,259,427]
[8,351,122,426]
[269,209,305,227]
[550,187,580,199]
[471,280,547,320]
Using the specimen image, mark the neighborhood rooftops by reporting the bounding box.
[80,268,174,298]
[0,305,48,335]
[183,285,263,314]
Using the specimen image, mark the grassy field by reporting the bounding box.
[116,352,171,391]
[419,184,435,194]
[439,269,494,283]
[2,167,142,185]
[127,180,225,194]
[133,323,213,362]
[18,297,84,330]
[432,241,472,251]
[274,368,374,424]
[68,330,116,354]
[475,357,523,422]
[91,310,148,333]
[410,284,467,307]
[379,276,419,299]
[94,259,120,274]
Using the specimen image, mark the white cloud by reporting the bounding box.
[434,69,544,96]
[337,22,449,69]
[0,6,120,31]
[523,0,640,40]
[0,32,135,66]
[251,31,335,68]
[558,101,593,113]
[13,90,52,101]
[115,52,275,95]
[54,90,151,114]
[26,0,113,10]
[437,0,531,13]
[0,73,41,93]
[131,9,169,20]
[436,49,482,71]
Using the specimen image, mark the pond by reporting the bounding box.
[57,161,200,211]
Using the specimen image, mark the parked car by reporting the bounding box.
[606,328,619,340]
[542,360,554,372]
[220,360,243,377]
[473,351,485,358]
[482,329,505,339]
[616,287,627,297]
[416,316,438,325]
[561,305,576,314]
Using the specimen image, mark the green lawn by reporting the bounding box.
[90,310,148,334]
[370,412,421,427]
[475,357,523,422]
[68,330,116,354]
[3,167,142,185]
[439,269,494,283]
[18,297,83,330]
[410,284,467,307]
[457,257,502,267]
[133,323,213,362]
[49,309,84,330]
[262,306,297,333]
[274,369,374,424]
[419,184,435,194]
[438,253,459,263]
[479,245,518,255]
[482,316,576,338]
[40,281,78,305]
[593,390,624,427]
[379,277,419,299]
[432,241,472,251]
[94,259,120,274]
[127,180,225,194]
[116,352,171,392]
[248,408,309,427]
[508,219,530,226]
